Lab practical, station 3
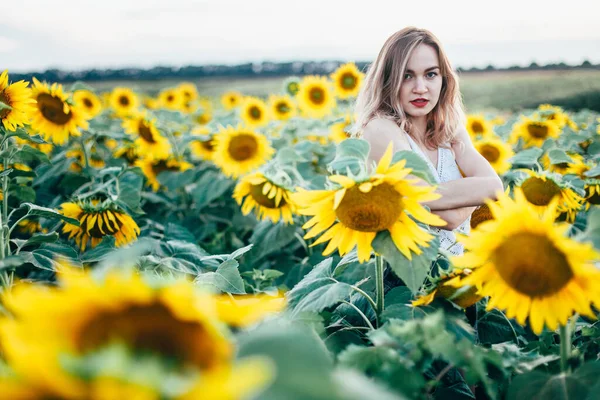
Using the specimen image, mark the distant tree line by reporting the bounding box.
[9,59,599,84]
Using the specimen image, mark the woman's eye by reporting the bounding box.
[426,72,438,78]
[404,74,412,80]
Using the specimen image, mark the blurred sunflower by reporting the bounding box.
[15,135,54,154]
[109,87,139,116]
[329,113,355,143]
[470,203,493,229]
[517,170,584,222]
[474,137,514,174]
[221,91,243,110]
[212,125,274,179]
[190,126,215,161]
[158,88,184,111]
[73,89,102,119]
[0,69,36,131]
[122,113,171,160]
[449,189,600,335]
[17,219,48,235]
[542,152,584,175]
[29,78,90,145]
[536,104,569,129]
[177,82,199,102]
[292,143,446,263]
[585,179,600,208]
[330,62,364,99]
[233,172,296,224]
[60,200,140,251]
[136,157,193,191]
[510,116,561,148]
[240,97,270,128]
[113,142,139,166]
[268,94,296,121]
[193,98,213,125]
[66,148,106,172]
[465,114,494,138]
[282,76,301,96]
[412,269,482,308]
[296,75,336,119]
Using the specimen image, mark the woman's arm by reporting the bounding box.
[422,126,504,210]
[432,206,476,231]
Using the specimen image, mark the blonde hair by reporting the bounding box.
[351,27,465,150]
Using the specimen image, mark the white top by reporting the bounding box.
[405,134,470,256]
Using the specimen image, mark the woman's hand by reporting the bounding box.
[432,205,477,231]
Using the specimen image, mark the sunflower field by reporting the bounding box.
[1,63,600,400]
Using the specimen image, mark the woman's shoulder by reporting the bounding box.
[362,117,412,160]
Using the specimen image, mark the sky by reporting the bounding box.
[2,0,600,73]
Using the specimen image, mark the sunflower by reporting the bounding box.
[329,113,355,143]
[283,76,301,96]
[29,78,90,145]
[474,137,514,174]
[109,87,139,116]
[536,104,569,129]
[585,179,600,208]
[113,142,139,166]
[0,70,36,131]
[158,88,184,111]
[294,133,328,146]
[122,113,171,160]
[448,189,600,335]
[61,200,140,251]
[510,116,561,148]
[214,293,286,328]
[73,89,102,119]
[0,269,233,398]
[221,91,243,110]
[212,125,275,179]
[542,152,584,175]
[412,269,482,308]
[233,172,296,224]
[190,126,215,161]
[517,170,584,223]
[296,75,336,119]
[465,114,494,138]
[143,96,160,110]
[330,62,364,99]
[292,143,446,263]
[268,94,296,121]
[193,98,213,125]
[136,157,193,191]
[239,97,270,128]
[66,148,106,172]
[17,219,48,235]
[177,82,199,103]
[15,135,54,154]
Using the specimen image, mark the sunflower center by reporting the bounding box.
[470,204,493,229]
[276,102,290,114]
[83,97,94,109]
[0,90,12,119]
[479,144,500,163]
[308,87,325,105]
[527,123,549,139]
[249,106,262,120]
[167,94,174,103]
[586,185,600,205]
[471,121,484,134]
[152,160,180,175]
[493,232,573,297]
[77,302,224,369]
[138,121,156,143]
[521,177,561,206]
[341,73,357,89]
[250,182,286,209]
[118,95,130,107]
[228,134,258,161]
[335,183,401,232]
[85,211,122,238]
[37,93,72,125]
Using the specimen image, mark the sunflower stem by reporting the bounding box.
[375,255,385,323]
[559,322,572,373]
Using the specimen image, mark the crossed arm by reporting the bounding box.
[363,119,504,231]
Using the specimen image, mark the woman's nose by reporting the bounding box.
[412,78,427,94]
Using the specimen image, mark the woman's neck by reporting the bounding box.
[409,116,427,144]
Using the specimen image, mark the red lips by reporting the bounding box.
[410,98,429,108]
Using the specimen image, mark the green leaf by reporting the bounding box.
[509,148,543,167]
[191,171,233,209]
[158,240,210,274]
[547,149,573,165]
[380,286,435,323]
[328,139,370,173]
[0,255,27,271]
[163,222,196,243]
[18,203,80,226]
[276,147,307,163]
[195,259,246,294]
[584,164,600,178]
[575,208,600,250]
[507,362,600,400]
[5,127,46,144]
[332,369,408,400]
[10,185,36,203]
[80,236,117,263]
[117,170,143,213]
[476,309,521,345]
[291,279,353,316]
[237,322,338,400]
[391,150,437,184]
[372,232,439,294]
[157,168,197,191]
[12,145,50,164]
[0,169,12,178]
[16,232,59,250]
[22,242,81,271]
[249,220,297,262]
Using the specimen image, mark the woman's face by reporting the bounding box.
[399,44,443,119]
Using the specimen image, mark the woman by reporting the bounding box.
[352,27,503,255]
